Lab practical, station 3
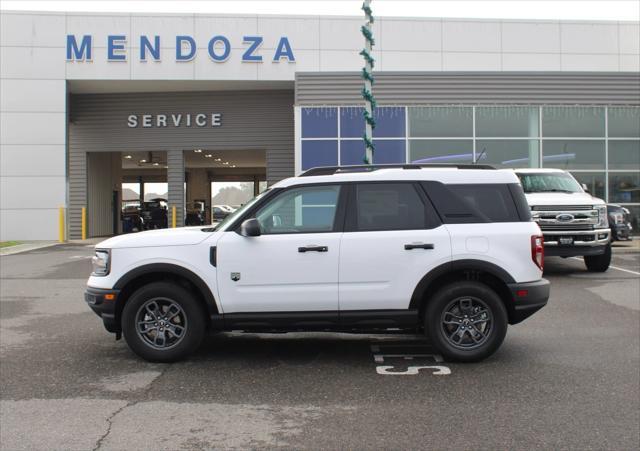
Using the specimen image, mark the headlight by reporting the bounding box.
[595,205,608,228]
[91,250,110,276]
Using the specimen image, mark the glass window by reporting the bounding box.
[608,107,640,138]
[301,107,338,138]
[355,183,426,231]
[409,107,472,137]
[609,172,640,203]
[340,107,406,138]
[542,106,605,137]
[476,140,539,168]
[340,139,406,166]
[340,140,365,166]
[448,184,520,222]
[255,185,340,234]
[542,140,605,170]
[608,141,640,170]
[409,140,473,164]
[476,107,539,137]
[570,172,606,200]
[301,140,338,170]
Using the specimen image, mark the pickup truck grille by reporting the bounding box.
[540,223,594,231]
[531,205,599,231]
[531,205,593,211]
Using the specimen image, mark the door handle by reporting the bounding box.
[298,245,328,253]
[404,243,434,250]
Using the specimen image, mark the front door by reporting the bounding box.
[338,182,452,311]
[216,184,344,313]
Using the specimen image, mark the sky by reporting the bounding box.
[1,0,639,21]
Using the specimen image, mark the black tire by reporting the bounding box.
[584,244,611,272]
[425,281,508,363]
[122,282,206,362]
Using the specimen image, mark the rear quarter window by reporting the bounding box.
[421,181,527,223]
[448,184,521,222]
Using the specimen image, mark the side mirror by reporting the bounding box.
[240,218,261,237]
[581,183,590,193]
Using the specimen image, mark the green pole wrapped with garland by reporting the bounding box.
[360,0,376,164]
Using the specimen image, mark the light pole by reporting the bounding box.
[360,0,376,164]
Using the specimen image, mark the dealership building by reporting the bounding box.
[1,10,639,240]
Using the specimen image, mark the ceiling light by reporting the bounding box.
[214,158,222,162]
[231,165,236,168]
[140,159,147,163]
[194,149,202,153]
[205,154,212,158]
[124,155,132,159]
[153,162,159,166]
[223,161,229,165]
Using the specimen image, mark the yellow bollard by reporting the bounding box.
[81,207,87,240]
[58,206,65,243]
[172,206,177,228]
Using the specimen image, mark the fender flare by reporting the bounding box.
[113,263,218,316]
[409,259,515,310]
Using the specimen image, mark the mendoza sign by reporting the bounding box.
[66,35,295,63]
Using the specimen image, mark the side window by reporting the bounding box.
[255,185,341,234]
[448,184,520,222]
[354,183,428,231]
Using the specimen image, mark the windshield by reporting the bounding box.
[202,189,271,232]
[517,172,583,194]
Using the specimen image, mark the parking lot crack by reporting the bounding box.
[92,366,169,450]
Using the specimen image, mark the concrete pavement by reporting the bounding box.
[1,244,638,450]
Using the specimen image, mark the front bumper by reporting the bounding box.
[85,287,120,333]
[543,228,610,257]
[507,279,550,324]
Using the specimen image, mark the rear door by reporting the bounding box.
[338,182,452,312]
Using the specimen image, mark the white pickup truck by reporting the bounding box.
[515,168,611,272]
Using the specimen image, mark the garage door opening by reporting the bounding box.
[86,151,168,237]
[184,149,266,225]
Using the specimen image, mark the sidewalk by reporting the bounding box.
[0,241,59,256]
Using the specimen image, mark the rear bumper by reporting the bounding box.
[507,279,550,324]
[85,287,120,333]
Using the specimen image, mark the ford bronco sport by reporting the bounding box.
[86,164,550,363]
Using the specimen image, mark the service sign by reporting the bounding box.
[66,35,295,63]
[127,113,222,128]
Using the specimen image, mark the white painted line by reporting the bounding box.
[570,257,640,276]
[376,365,451,376]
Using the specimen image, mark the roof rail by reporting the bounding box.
[299,163,495,177]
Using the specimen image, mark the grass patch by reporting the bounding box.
[0,241,21,248]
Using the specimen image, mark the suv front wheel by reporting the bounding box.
[425,281,508,363]
[122,282,206,362]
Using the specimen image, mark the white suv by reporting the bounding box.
[85,164,550,363]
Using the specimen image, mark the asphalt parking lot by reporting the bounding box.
[1,244,639,450]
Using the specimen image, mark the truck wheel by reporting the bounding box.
[584,244,611,272]
[122,282,205,362]
[425,281,508,363]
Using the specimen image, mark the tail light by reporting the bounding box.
[531,235,544,271]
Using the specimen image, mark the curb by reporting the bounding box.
[0,242,60,256]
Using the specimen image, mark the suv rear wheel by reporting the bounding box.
[122,282,205,362]
[425,281,508,363]
[584,244,611,272]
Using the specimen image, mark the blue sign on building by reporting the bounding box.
[66,35,295,63]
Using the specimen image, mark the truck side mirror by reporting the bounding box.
[581,183,590,194]
[240,218,261,237]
